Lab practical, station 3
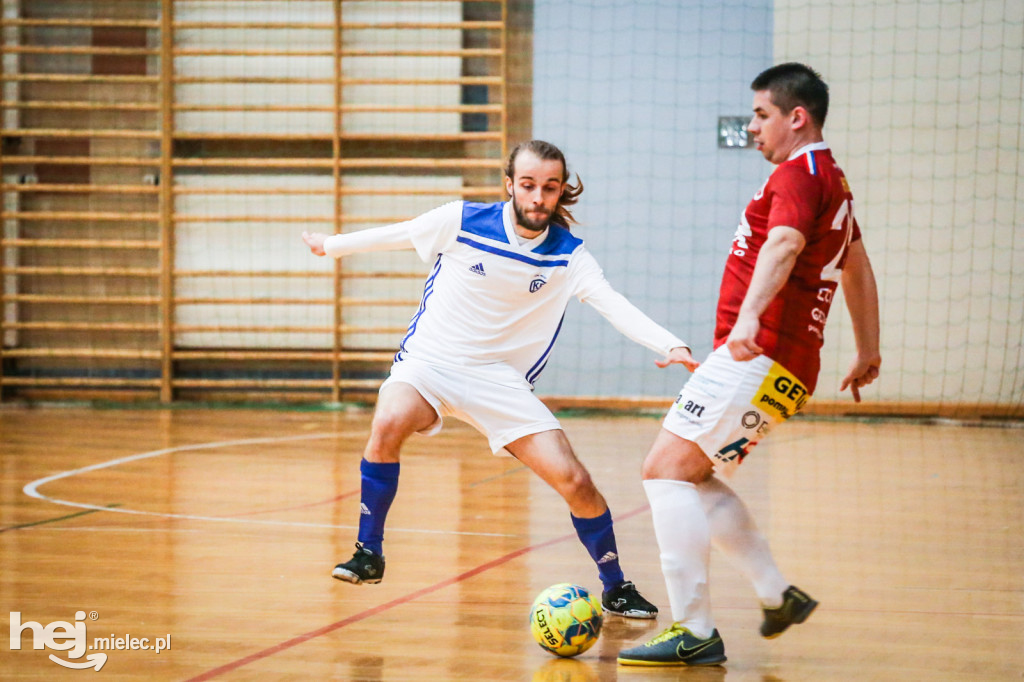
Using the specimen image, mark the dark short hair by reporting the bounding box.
[751,62,829,128]
[503,140,583,228]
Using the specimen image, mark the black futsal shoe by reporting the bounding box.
[760,585,818,638]
[602,580,658,619]
[332,543,385,585]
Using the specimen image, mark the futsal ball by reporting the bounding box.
[529,583,603,657]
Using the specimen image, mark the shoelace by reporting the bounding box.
[646,624,687,647]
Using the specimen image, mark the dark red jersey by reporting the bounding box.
[715,143,861,394]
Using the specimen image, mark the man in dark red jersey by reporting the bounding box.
[619,63,881,667]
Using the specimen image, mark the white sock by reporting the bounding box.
[697,475,789,607]
[643,479,714,639]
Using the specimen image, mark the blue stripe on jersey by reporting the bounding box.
[533,224,583,257]
[456,236,570,268]
[805,151,818,175]
[460,202,509,243]
[526,313,565,386]
[395,253,443,362]
[460,201,583,257]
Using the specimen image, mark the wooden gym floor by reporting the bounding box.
[1,406,1022,681]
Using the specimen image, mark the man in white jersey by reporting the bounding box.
[302,140,699,618]
[619,64,881,665]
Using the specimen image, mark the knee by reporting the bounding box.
[642,447,714,483]
[370,405,404,436]
[641,449,671,480]
[366,409,413,459]
[640,457,660,481]
[555,467,597,503]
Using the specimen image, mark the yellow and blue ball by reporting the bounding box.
[529,583,603,657]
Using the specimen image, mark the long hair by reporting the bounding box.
[750,62,829,128]
[503,140,584,228]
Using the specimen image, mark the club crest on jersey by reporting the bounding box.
[529,276,547,293]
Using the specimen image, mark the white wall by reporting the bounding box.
[775,0,1024,406]
[533,0,773,399]
[534,0,1023,408]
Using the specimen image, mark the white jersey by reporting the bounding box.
[324,201,686,389]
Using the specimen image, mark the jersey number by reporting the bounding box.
[820,198,854,283]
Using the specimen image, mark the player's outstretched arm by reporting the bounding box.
[300,222,415,259]
[570,249,697,372]
[301,201,463,261]
[838,238,881,402]
[579,275,692,371]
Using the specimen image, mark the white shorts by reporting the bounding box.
[381,357,562,454]
[662,345,810,478]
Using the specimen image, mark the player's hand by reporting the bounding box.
[302,231,328,257]
[839,352,881,403]
[726,314,763,362]
[655,346,700,372]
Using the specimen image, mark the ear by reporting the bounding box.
[790,106,810,131]
[504,174,514,196]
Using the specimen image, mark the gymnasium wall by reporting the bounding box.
[774,0,1023,413]
[532,0,773,403]
[0,0,513,403]
[2,0,1021,416]
[534,0,1024,416]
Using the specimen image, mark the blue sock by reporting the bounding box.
[357,459,400,555]
[571,508,625,592]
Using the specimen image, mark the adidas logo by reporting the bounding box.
[597,551,618,564]
[469,263,486,276]
[360,503,371,516]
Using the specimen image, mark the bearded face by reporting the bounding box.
[504,150,566,235]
